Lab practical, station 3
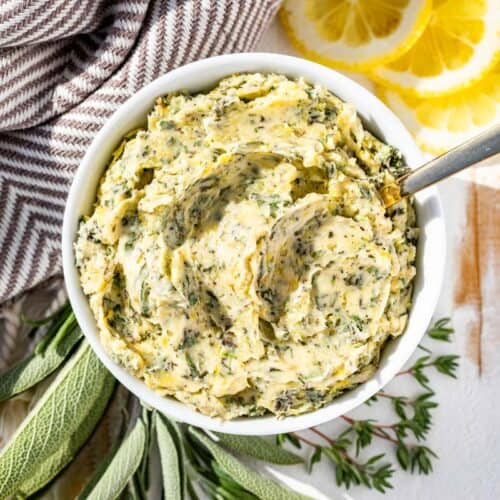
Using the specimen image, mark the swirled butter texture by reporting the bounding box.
[75,74,418,418]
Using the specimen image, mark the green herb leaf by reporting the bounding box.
[322,444,394,493]
[169,419,188,495]
[391,396,408,419]
[308,447,322,473]
[351,421,374,455]
[160,120,177,130]
[80,416,147,500]
[211,461,259,499]
[428,318,453,342]
[185,353,200,378]
[35,310,76,354]
[186,476,200,500]
[126,476,143,500]
[78,438,123,499]
[189,428,310,500]
[410,355,432,389]
[137,406,152,495]
[410,446,437,474]
[0,343,115,498]
[0,326,82,401]
[371,463,394,493]
[155,413,183,500]
[215,433,303,465]
[49,311,78,351]
[396,443,410,470]
[276,433,302,449]
[433,355,459,378]
[280,317,459,494]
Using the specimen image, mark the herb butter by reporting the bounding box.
[75,73,418,419]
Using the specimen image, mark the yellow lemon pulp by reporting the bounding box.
[378,66,500,154]
[373,0,500,96]
[307,0,413,46]
[280,0,432,70]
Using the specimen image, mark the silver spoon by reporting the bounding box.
[380,123,500,207]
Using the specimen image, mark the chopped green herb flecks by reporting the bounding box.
[74,72,418,420]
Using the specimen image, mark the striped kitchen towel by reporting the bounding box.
[0,0,281,304]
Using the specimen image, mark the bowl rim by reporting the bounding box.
[62,52,446,435]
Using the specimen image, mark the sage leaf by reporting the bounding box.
[211,461,259,499]
[186,476,200,500]
[77,438,123,499]
[16,441,76,496]
[155,413,183,500]
[80,416,147,500]
[215,433,303,465]
[0,326,82,401]
[168,418,187,495]
[172,421,188,495]
[126,476,142,500]
[138,406,153,493]
[50,311,78,350]
[35,309,76,354]
[0,342,115,498]
[189,428,311,500]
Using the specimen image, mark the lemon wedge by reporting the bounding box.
[378,66,500,154]
[280,0,432,70]
[372,0,500,97]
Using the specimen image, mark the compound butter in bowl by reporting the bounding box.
[63,54,445,435]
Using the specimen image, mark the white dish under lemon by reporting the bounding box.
[62,53,445,435]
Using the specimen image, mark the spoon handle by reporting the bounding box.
[400,122,500,197]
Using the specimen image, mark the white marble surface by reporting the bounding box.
[254,20,500,500]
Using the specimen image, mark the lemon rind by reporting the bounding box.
[377,85,500,155]
[279,0,433,72]
[372,46,500,99]
[371,0,500,98]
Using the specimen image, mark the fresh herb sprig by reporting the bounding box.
[428,317,454,342]
[397,353,459,389]
[294,429,395,493]
[0,309,459,499]
[276,318,459,493]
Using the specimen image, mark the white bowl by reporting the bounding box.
[63,53,445,435]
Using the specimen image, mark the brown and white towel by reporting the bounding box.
[0,0,281,304]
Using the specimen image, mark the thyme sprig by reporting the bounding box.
[277,318,459,493]
[397,354,459,389]
[428,317,454,342]
[0,306,459,499]
[291,428,395,493]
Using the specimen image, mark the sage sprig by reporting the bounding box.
[32,304,75,354]
[0,342,115,498]
[77,438,124,500]
[0,325,82,401]
[156,413,184,500]
[40,311,77,353]
[133,405,154,497]
[189,428,311,500]
[0,305,460,499]
[214,433,303,465]
[79,416,147,500]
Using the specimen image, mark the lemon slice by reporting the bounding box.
[280,0,432,71]
[378,66,500,154]
[372,0,500,97]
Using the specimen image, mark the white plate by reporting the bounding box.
[62,53,446,435]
